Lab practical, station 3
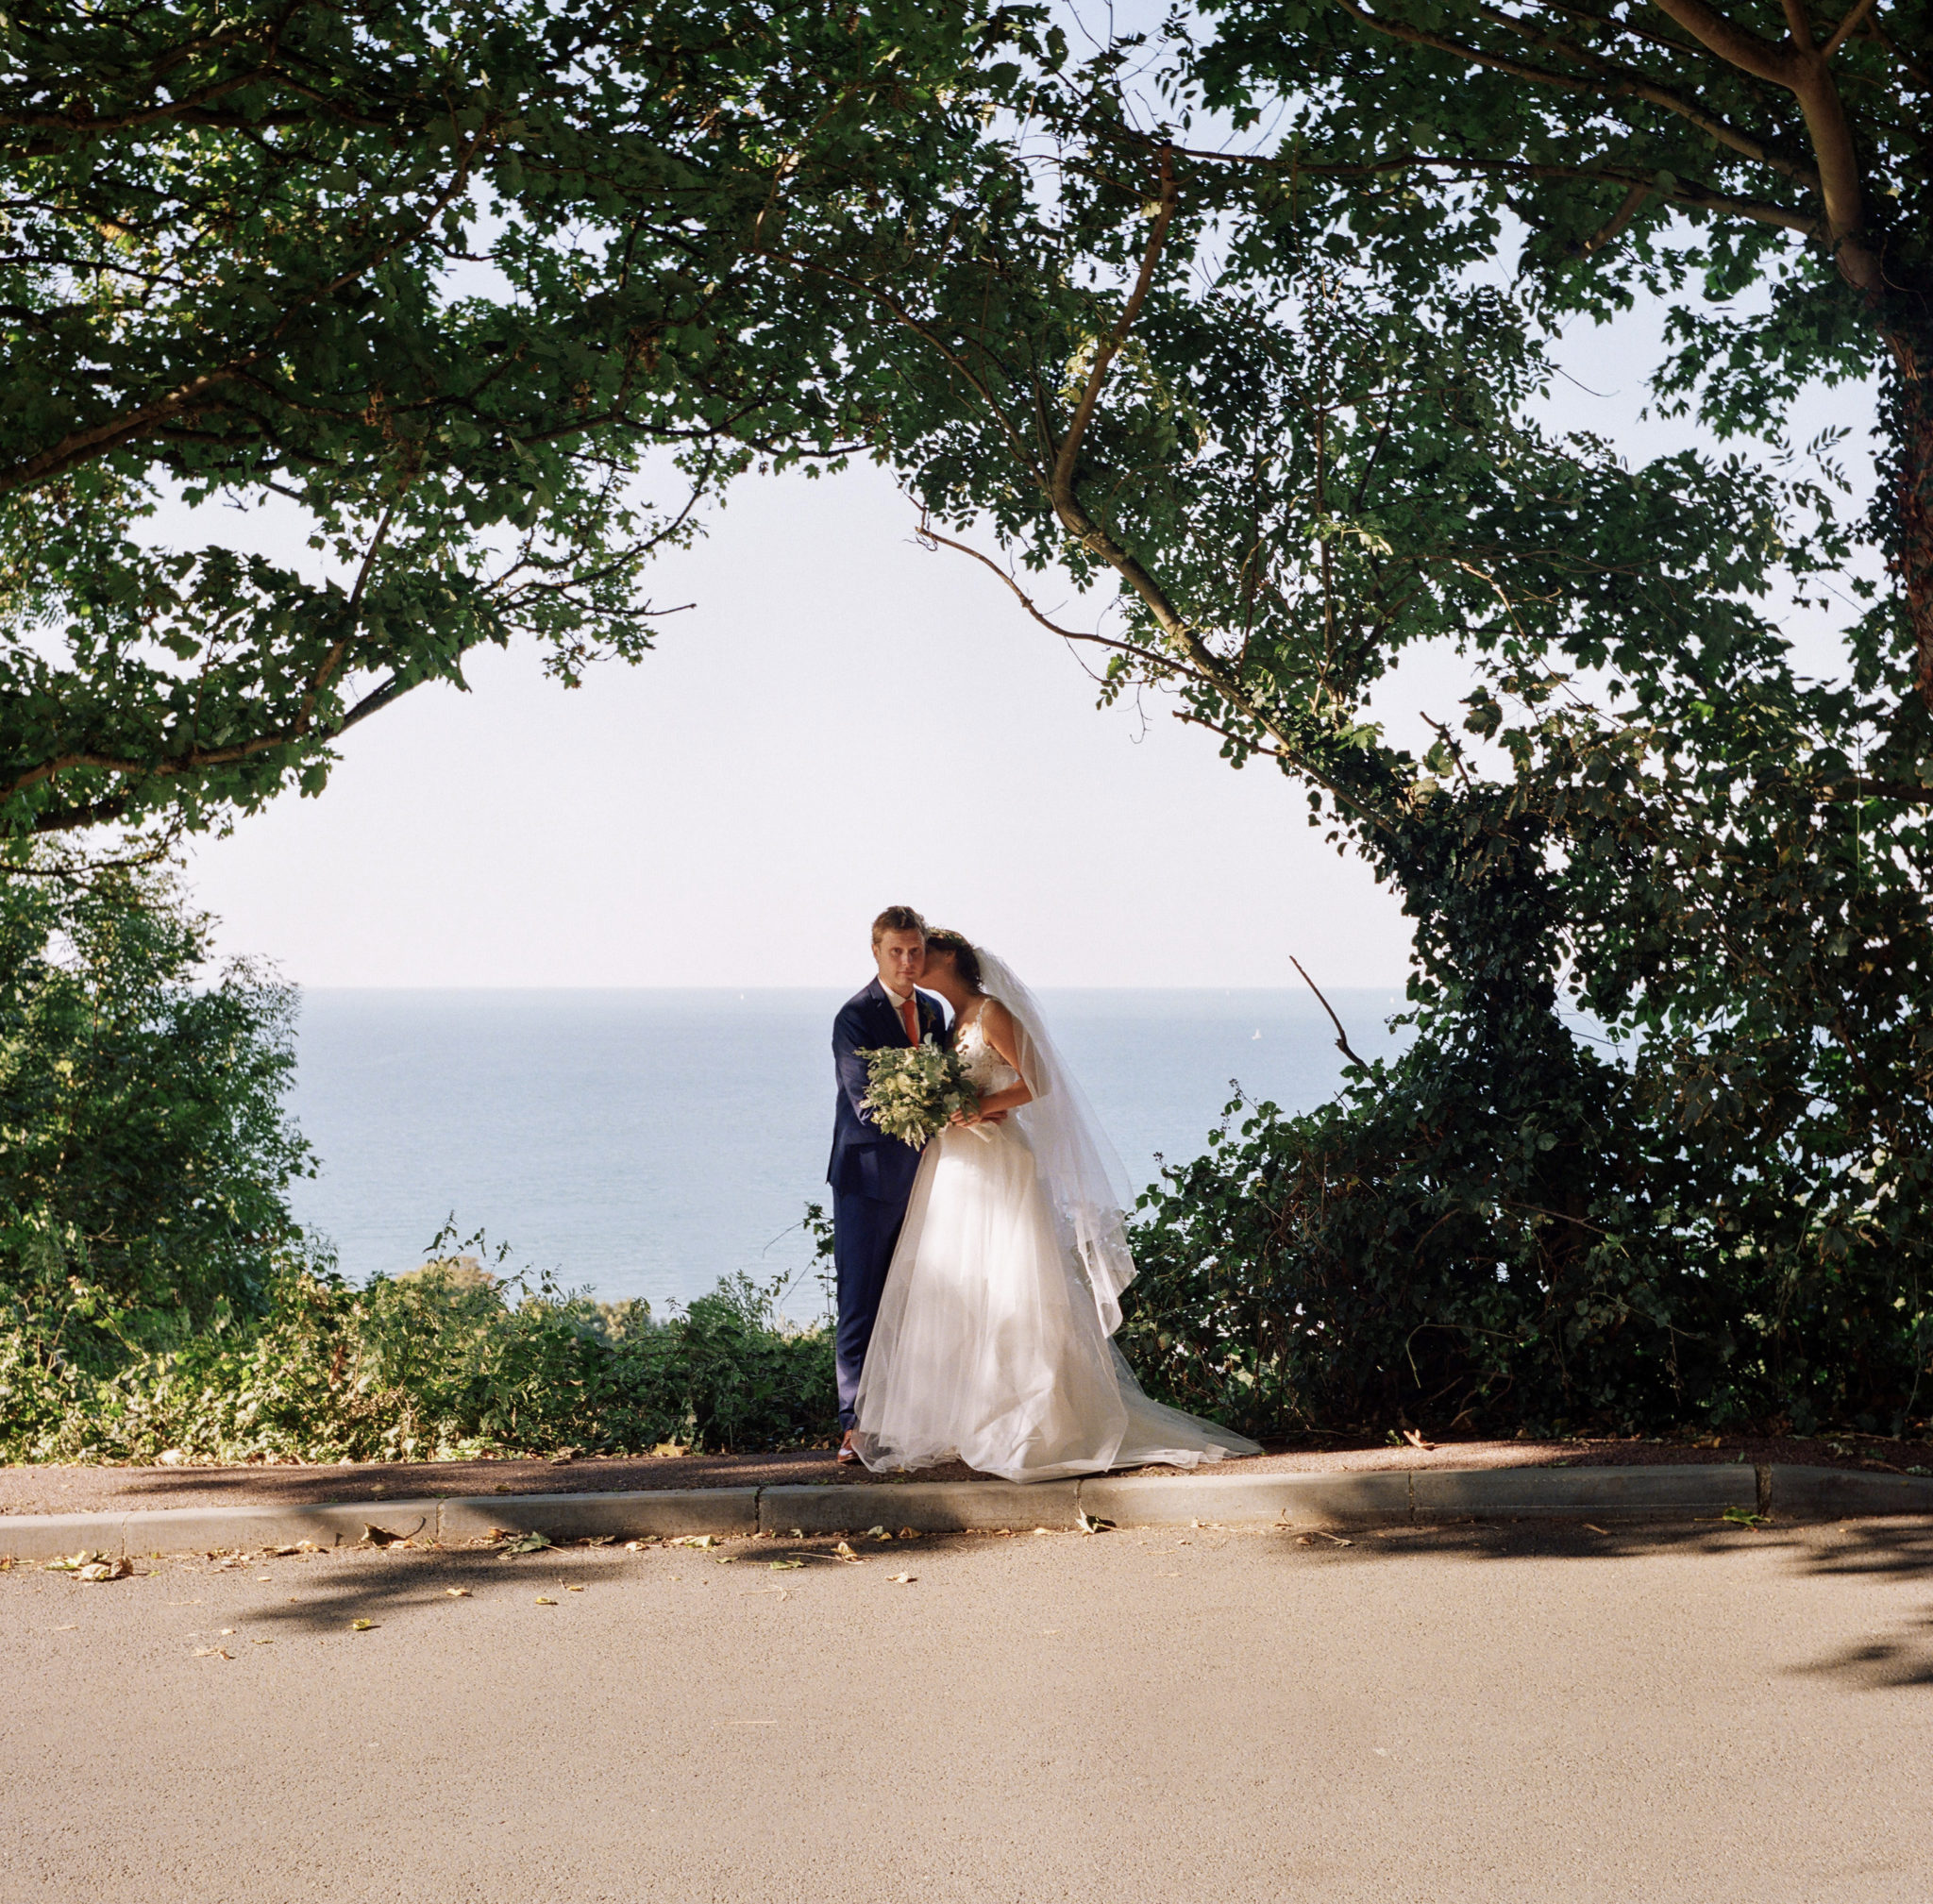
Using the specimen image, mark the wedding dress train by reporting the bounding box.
[851,981,1260,1483]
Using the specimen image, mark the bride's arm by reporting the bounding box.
[962,1000,1034,1121]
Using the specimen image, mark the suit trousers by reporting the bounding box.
[832,1188,909,1430]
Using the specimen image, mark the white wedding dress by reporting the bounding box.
[851,975,1261,1483]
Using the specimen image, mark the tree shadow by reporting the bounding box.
[1303,1515,1933,1693]
[143,1531,889,1638]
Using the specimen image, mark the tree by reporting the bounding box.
[0,853,310,1359]
[0,0,1004,843]
[1197,0,1930,709]
[762,20,1929,1427]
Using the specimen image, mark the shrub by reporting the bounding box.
[1119,1027,1933,1442]
[0,857,311,1388]
[0,1258,836,1463]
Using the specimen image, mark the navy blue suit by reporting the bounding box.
[829,978,948,1428]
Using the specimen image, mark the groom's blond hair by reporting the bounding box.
[871,904,927,947]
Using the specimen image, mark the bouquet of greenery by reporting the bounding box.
[858,1037,983,1147]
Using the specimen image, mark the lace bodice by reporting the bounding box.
[952,1006,1018,1096]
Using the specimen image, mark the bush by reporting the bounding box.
[0,1257,837,1463]
[0,856,311,1382]
[0,856,838,1463]
[1118,1018,1933,1442]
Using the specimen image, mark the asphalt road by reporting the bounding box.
[4,1517,1930,1903]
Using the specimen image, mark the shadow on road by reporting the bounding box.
[86,1514,1933,1692]
[1292,1516,1933,1693]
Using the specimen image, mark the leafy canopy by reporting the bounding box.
[0,0,1011,842]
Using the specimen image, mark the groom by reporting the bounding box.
[828,904,948,1460]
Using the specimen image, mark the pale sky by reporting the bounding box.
[184,455,1421,988]
[181,295,1874,992]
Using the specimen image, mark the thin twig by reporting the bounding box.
[1289,955,1369,1068]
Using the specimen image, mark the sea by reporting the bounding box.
[286,988,1415,1319]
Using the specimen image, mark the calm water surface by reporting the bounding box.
[287,987,1414,1315]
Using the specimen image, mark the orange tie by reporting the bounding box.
[900,997,919,1046]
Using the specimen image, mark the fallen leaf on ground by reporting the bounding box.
[1402,1429,1437,1450]
[496,1531,553,1556]
[45,1550,106,1573]
[1722,1507,1770,1528]
[361,1520,425,1547]
[651,1442,688,1458]
[833,1542,859,1559]
[533,1596,557,1606]
[714,1557,737,1566]
[1077,1511,1115,1535]
[253,1638,274,1645]
[52,1623,76,1631]
[579,1535,614,1547]
[271,1545,300,1557]
[669,1535,715,1550]
[1582,1524,1610,1536]
[1033,1527,1052,1537]
[349,1618,377,1631]
[770,1559,804,1571]
[445,1588,471,1598]
[897,1528,918,1540]
[623,1541,652,1552]
[864,1525,893,1542]
[886,1573,916,1585]
[76,1559,131,1582]
[567,1585,585,1592]
[256,1575,272,1583]
[192,1646,232,1659]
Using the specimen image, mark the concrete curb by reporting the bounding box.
[3,1463,1929,1563]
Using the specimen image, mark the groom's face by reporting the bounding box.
[875,930,926,996]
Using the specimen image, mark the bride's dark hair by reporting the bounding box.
[923,928,983,992]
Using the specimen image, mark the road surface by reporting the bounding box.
[4,1516,1929,1902]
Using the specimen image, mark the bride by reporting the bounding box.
[850,929,1260,1482]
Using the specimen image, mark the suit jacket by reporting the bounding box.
[827,977,949,1203]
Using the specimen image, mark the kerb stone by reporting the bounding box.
[1768,1466,1933,1522]
[1413,1464,1753,1520]
[760,1480,1082,1536]
[0,1512,130,1564]
[439,1489,758,1543]
[119,1499,441,1557]
[1079,1470,1411,1527]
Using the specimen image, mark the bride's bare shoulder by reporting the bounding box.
[977,996,1018,1042]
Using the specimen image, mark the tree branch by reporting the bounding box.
[1053,146,1178,501]
[1646,0,1800,83]
[1819,0,1877,58]
[1290,954,1370,1068]
[1323,0,1814,183]
[1168,143,1819,238]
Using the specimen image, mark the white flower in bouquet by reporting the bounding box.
[858,1037,982,1147]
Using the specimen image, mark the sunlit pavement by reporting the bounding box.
[5,1518,1930,1903]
